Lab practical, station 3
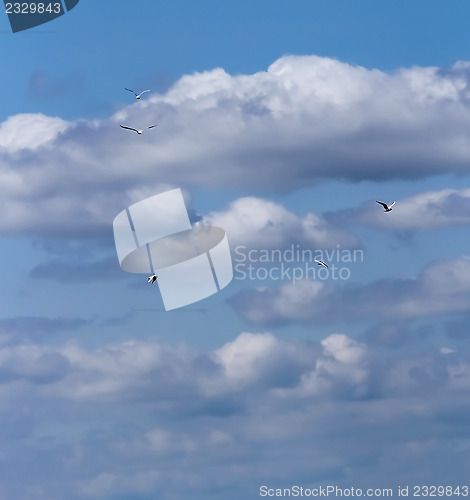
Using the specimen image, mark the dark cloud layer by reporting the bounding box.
[31,256,120,284]
[0,331,467,499]
[0,316,89,345]
[230,256,470,326]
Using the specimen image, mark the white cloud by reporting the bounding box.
[211,332,279,384]
[321,333,367,364]
[230,255,470,325]
[0,330,468,498]
[3,55,470,237]
[203,196,358,249]
[49,340,193,402]
[0,113,69,153]
[0,344,69,385]
[333,188,470,230]
[0,329,463,408]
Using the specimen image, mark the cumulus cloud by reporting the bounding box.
[328,188,470,230]
[0,331,376,404]
[0,113,69,152]
[0,344,69,384]
[206,332,316,394]
[0,331,469,499]
[3,55,470,237]
[230,255,470,326]
[0,329,465,411]
[203,196,358,250]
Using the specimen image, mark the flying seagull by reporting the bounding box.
[120,124,158,135]
[376,200,396,212]
[148,274,158,284]
[315,259,328,269]
[125,88,151,99]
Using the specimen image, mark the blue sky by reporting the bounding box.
[2,1,470,498]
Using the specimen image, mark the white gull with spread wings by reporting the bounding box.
[120,124,158,135]
[376,200,396,212]
[125,88,151,99]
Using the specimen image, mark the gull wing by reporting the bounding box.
[120,125,139,133]
[376,201,388,210]
[389,201,396,209]
[125,88,137,96]
[139,90,151,96]
[147,124,158,129]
